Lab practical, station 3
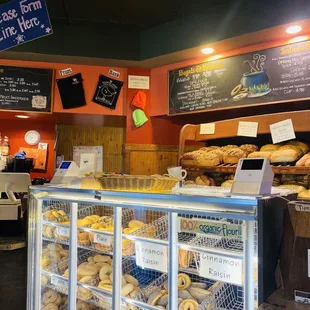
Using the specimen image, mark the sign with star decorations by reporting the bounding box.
[0,0,52,52]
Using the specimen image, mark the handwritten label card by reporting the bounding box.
[94,233,112,246]
[270,119,296,144]
[51,276,68,289]
[128,75,150,89]
[56,226,70,237]
[59,68,73,76]
[237,121,258,137]
[200,123,215,135]
[200,253,243,285]
[135,241,168,273]
[38,142,48,150]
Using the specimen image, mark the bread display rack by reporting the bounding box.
[27,185,288,310]
[178,110,310,175]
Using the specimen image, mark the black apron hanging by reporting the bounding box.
[92,74,124,110]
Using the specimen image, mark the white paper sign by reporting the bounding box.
[295,290,310,304]
[200,123,215,135]
[237,121,258,137]
[94,233,112,246]
[73,146,103,172]
[80,153,96,176]
[135,241,168,272]
[59,68,73,76]
[38,142,48,150]
[51,276,68,289]
[295,204,310,212]
[199,253,243,285]
[32,95,47,109]
[56,226,70,237]
[270,119,296,144]
[128,75,150,89]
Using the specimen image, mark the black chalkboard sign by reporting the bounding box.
[0,65,54,113]
[169,40,310,115]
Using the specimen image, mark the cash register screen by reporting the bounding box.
[60,162,71,169]
[241,159,264,170]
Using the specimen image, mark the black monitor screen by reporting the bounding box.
[60,162,71,169]
[241,159,264,170]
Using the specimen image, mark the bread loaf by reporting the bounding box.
[247,151,272,159]
[240,144,258,154]
[279,145,303,157]
[278,184,306,193]
[298,190,310,199]
[223,148,247,164]
[287,141,309,155]
[296,152,310,166]
[260,144,281,152]
[270,150,299,163]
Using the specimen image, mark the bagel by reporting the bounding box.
[231,84,242,97]
[49,251,61,263]
[147,288,163,305]
[189,287,211,304]
[109,273,127,286]
[93,255,112,263]
[47,243,63,251]
[42,304,58,310]
[124,274,139,287]
[122,283,134,296]
[59,249,69,258]
[190,282,207,289]
[78,276,93,300]
[99,264,112,281]
[178,299,199,310]
[43,290,59,305]
[179,249,193,269]
[128,220,145,229]
[157,294,169,306]
[77,265,98,277]
[178,290,193,299]
[178,273,192,290]
[129,287,141,298]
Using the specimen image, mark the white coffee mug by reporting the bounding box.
[167,166,187,180]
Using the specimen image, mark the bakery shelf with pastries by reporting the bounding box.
[41,289,70,310]
[41,242,69,280]
[130,271,224,310]
[181,141,310,175]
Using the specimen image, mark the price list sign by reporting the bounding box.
[0,65,53,112]
[169,40,310,115]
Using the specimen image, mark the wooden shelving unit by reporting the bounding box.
[178,110,310,175]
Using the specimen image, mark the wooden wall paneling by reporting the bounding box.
[125,144,199,175]
[57,124,125,172]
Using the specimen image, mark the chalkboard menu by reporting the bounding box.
[169,40,310,115]
[0,65,54,113]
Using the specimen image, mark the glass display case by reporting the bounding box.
[26,186,287,310]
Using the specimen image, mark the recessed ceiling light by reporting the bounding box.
[289,35,308,43]
[201,47,214,55]
[15,115,30,119]
[286,25,302,34]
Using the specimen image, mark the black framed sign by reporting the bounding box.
[0,65,54,113]
[169,40,310,115]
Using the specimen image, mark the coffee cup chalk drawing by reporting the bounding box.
[231,53,271,102]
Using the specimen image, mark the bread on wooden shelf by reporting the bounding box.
[220,145,238,152]
[223,148,247,164]
[296,153,310,166]
[247,151,272,159]
[287,141,309,155]
[181,148,221,167]
[270,150,299,163]
[195,175,216,186]
[239,144,258,155]
[260,144,281,152]
[278,145,303,157]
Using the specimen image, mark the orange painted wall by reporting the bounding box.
[0,59,127,116]
[0,119,55,180]
[126,68,184,145]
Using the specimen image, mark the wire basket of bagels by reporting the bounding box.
[130,271,223,309]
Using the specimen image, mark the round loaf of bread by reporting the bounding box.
[240,144,258,154]
[260,144,281,152]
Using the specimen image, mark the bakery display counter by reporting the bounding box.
[27,186,288,310]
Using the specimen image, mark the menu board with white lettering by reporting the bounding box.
[169,40,310,115]
[0,65,54,113]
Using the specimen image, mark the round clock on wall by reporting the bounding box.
[25,130,40,146]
